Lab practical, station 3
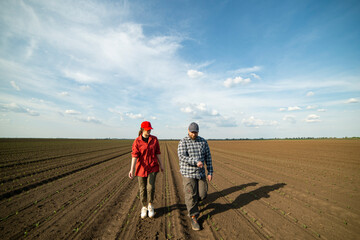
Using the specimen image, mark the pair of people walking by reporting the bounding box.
[129,121,213,231]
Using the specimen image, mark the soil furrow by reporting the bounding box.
[0,149,127,184]
[211,152,351,239]
[0,153,130,223]
[8,157,129,239]
[0,151,131,201]
[0,145,129,168]
[0,139,358,240]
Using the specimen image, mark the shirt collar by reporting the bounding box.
[187,135,198,141]
[138,134,153,142]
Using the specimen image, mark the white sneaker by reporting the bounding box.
[141,206,147,219]
[148,204,155,218]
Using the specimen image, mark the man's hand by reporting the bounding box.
[207,175,213,182]
[197,161,204,168]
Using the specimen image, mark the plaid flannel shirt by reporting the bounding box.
[178,135,213,179]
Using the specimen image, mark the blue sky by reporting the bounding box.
[0,0,359,139]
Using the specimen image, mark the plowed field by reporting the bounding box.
[0,139,359,239]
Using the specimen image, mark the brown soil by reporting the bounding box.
[0,139,359,239]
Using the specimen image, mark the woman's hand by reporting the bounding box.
[156,154,164,173]
[129,170,134,179]
[129,157,137,179]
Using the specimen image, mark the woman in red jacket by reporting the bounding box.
[129,121,164,218]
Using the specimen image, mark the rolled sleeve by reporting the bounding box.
[155,139,161,155]
[131,140,140,158]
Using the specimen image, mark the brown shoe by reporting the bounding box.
[191,216,200,231]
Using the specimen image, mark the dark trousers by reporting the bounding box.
[182,176,208,217]
[138,172,158,207]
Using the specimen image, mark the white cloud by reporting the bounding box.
[79,116,102,124]
[317,109,326,112]
[180,103,219,118]
[0,0,183,89]
[288,106,301,111]
[180,103,236,127]
[80,85,91,91]
[224,76,251,88]
[306,91,315,97]
[305,114,321,123]
[230,66,261,74]
[25,38,37,59]
[187,69,204,79]
[211,109,219,116]
[108,108,125,120]
[180,106,193,114]
[125,112,144,119]
[65,109,81,115]
[192,60,215,69]
[108,108,145,120]
[108,108,121,114]
[345,98,358,104]
[215,116,237,127]
[0,102,39,116]
[279,106,302,112]
[250,73,261,80]
[306,105,317,110]
[283,115,296,123]
[10,81,20,91]
[30,98,45,103]
[63,70,97,83]
[59,92,70,97]
[197,103,207,112]
[242,116,278,128]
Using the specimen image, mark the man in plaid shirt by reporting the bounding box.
[178,122,213,231]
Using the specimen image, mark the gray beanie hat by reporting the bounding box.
[188,122,199,132]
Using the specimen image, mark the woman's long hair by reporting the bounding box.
[138,128,144,136]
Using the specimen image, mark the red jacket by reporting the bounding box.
[132,135,161,177]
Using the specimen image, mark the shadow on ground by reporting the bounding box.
[155,203,187,218]
[151,181,286,231]
[198,182,287,224]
